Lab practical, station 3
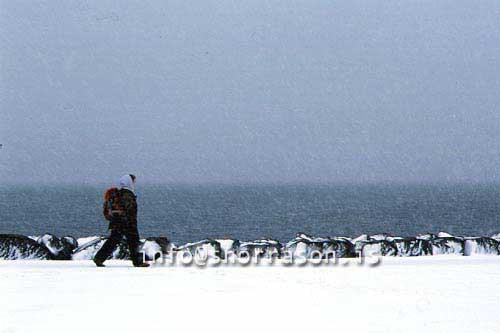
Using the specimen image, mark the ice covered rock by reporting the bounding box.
[369,233,395,241]
[141,239,163,261]
[285,233,355,258]
[6,232,500,261]
[61,236,78,251]
[36,233,73,260]
[0,234,53,260]
[285,234,331,258]
[216,239,241,259]
[239,239,281,258]
[490,232,500,240]
[353,234,369,253]
[416,233,437,241]
[175,239,222,259]
[331,237,357,258]
[139,237,175,260]
[358,240,398,257]
[145,237,174,254]
[75,236,99,245]
[431,237,464,255]
[72,236,130,260]
[463,237,499,256]
[393,237,432,256]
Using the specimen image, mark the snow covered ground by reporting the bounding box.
[1,256,499,333]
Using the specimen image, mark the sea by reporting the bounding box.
[1,184,499,244]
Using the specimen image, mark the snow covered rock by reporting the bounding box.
[393,237,433,256]
[331,237,357,258]
[285,233,355,258]
[358,240,398,257]
[369,233,395,241]
[0,234,53,260]
[416,233,437,241]
[140,240,162,261]
[216,239,241,259]
[463,237,499,256]
[490,232,500,240]
[36,233,73,260]
[72,236,130,260]
[175,239,222,259]
[61,236,78,251]
[5,232,499,261]
[431,237,464,255]
[285,234,324,258]
[353,234,369,253]
[239,239,281,259]
[146,237,173,253]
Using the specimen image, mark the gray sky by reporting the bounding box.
[1,0,500,185]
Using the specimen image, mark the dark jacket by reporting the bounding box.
[119,189,137,225]
[103,189,137,228]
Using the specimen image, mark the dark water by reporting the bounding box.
[1,184,499,244]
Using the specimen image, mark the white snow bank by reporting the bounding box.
[1,256,499,333]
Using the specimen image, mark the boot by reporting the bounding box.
[93,258,105,267]
[133,262,150,267]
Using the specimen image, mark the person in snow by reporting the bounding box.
[93,174,149,267]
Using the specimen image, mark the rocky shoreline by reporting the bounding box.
[1,231,499,261]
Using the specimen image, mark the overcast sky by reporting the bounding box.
[1,0,500,185]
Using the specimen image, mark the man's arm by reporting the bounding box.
[103,195,111,221]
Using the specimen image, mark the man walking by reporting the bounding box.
[93,174,149,267]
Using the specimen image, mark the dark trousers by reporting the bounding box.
[94,222,143,266]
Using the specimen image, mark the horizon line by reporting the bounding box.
[2,180,500,187]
